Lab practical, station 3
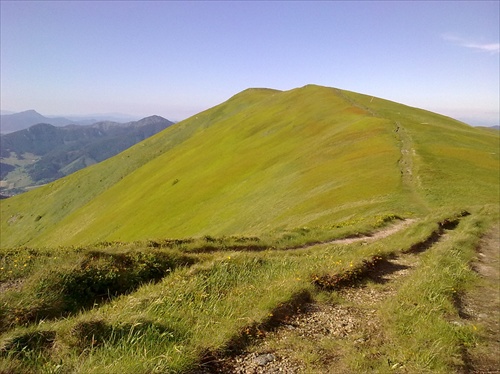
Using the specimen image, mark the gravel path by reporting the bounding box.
[206,220,499,374]
[208,234,424,373]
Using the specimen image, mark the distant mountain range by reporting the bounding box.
[0,115,173,194]
[0,110,141,133]
[0,110,75,133]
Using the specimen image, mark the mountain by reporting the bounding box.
[63,113,141,124]
[0,110,141,132]
[456,116,499,128]
[0,110,75,133]
[0,115,174,193]
[0,85,498,248]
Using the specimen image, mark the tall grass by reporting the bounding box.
[2,209,489,373]
[345,208,498,373]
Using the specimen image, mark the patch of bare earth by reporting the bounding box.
[209,254,421,373]
[201,221,430,373]
[0,278,24,293]
[461,224,500,373]
[332,218,416,245]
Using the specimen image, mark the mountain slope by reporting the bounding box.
[1,85,498,248]
[0,116,174,192]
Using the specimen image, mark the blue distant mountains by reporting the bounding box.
[0,115,174,195]
[0,110,142,133]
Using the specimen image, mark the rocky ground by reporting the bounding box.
[197,221,499,373]
[196,221,425,373]
[213,253,419,374]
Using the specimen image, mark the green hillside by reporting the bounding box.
[1,85,498,248]
[1,85,499,373]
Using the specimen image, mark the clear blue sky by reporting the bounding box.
[1,1,499,125]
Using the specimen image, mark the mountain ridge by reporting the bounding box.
[0,85,498,248]
[0,110,145,133]
[0,115,174,193]
[0,110,75,133]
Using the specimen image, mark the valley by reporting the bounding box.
[0,116,173,195]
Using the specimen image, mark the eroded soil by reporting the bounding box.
[199,221,429,373]
[462,225,500,373]
[199,218,499,373]
[213,253,421,373]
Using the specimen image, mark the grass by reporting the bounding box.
[0,84,498,372]
[374,210,496,373]
[0,85,437,247]
[1,208,495,373]
[216,208,498,374]
[342,89,500,210]
[2,86,497,248]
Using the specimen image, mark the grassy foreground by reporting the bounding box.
[0,206,497,373]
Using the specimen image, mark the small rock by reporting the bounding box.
[354,337,366,345]
[254,353,276,366]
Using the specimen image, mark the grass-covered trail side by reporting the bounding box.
[197,211,498,373]
[461,224,500,372]
[0,210,497,374]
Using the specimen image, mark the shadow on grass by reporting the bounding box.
[2,250,196,331]
[405,212,468,254]
[195,290,313,373]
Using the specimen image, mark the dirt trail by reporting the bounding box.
[291,218,416,250]
[199,217,498,373]
[200,221,428,373]
[331,218,415,245]
[461,224,500,373]
[218,253,420,373]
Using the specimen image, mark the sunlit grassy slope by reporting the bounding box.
[1,85,498,247]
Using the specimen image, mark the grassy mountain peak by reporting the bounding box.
[1,85,498,248]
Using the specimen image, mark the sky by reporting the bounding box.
[1,1,499,125]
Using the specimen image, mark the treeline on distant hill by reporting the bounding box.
[0,116,173,191]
